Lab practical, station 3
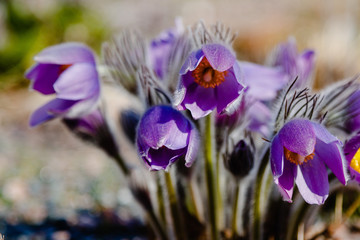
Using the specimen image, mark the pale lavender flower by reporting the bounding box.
[270,38,315,88]
[137,105,199,171]
[174,43,245,119]
[25,42,100,127]
[270,119,348,204]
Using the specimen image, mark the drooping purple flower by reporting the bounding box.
[174,43,245,119]
[270,38,315,89]
[344,133,360,183]
[270,119,349,204]
[137,105,199,171]
[63,109,120,161]
[25,42,100,127]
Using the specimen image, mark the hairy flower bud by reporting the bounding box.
[225,140,254,178]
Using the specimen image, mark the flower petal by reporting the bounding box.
[181,84,217,119]
[179,49,203,74]
[202,44,235,72]
[146,147,187,171]
[54,63,99,100]
[239,61,288,101]
[270,135,284,177]
[295,157,329,205]
[30,99,76,127]
[315,140,349,185]
[34,42,95,65]
[275,159,296,202]
[215,66,244,113]
[278,119,316,156]
[311,122,338,144]
[26,63,60,95]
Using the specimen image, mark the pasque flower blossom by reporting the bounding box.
[174,43,245,119]
[270,119,348,204]
[25,42,100,127]
[344,133,360,183]
[271,38,315,88]
[137,105,199,171]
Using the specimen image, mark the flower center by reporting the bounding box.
[284,147,314,165]
[58,64,72,75]
[192,57,228,88]
[350,148,360,173]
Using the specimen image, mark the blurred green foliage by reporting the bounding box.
[0,0,109,90]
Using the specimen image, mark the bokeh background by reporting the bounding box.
[1,0,360,238]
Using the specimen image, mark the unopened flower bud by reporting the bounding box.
[225,140,254,178]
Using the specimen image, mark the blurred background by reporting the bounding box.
[1,0,360,238]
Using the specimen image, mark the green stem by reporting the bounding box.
[189,179,202,221]
[344,193,360,221]
[164,171,186,240]
[252,147,270,240]
[156,174,166,224]
[203,114,219,240]
[216,151,224,230]
[231,180,240,238]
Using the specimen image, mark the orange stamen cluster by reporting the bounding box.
[59,64,72,75]
[284,147,315,165]
[192,57,228,88]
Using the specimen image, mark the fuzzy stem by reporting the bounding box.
[216,151,224,230]
[204,114,219,240]
[252,147,270,240]
[164,171,186,240]
[231,180,240,238]
[156,174,166,223]
[189,179,202,221]
[344,193,360,221]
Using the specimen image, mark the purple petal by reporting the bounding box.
[184,125,200,167]
[297,50,315,82]
[54,63,99,100]
[239,61,288,101]
[137,106,190,149]
[278,119,316,156]
[275,159,296,202]
[34,42,95,65]
[311,122,338,144]
[63,93,99,119]
[181,84,217,119]
[247,101,271,136]
[30,99,76,127]
[270,135,284,177]
[146,147,187,171]
[179,50,204,75]
[316,140,349,185]
[26,63,60,95]
[202,44,235,72]
[215,66,244,113]
[295,157,329,205]
[344,133,360,163]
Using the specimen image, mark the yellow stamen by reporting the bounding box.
[192,57,228,88]
[350,148,360,173]
[284,147,315,165]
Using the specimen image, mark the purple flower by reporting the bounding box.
[174,43,245,119]
[63,109,120,160]
[149,19,183,80]
[271,38,315,88]
[25,42,100,127]
[344,133,360,183]
[137,105,199,171]
[270,119,349,204]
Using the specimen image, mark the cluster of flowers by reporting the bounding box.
[25,21,360,239]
